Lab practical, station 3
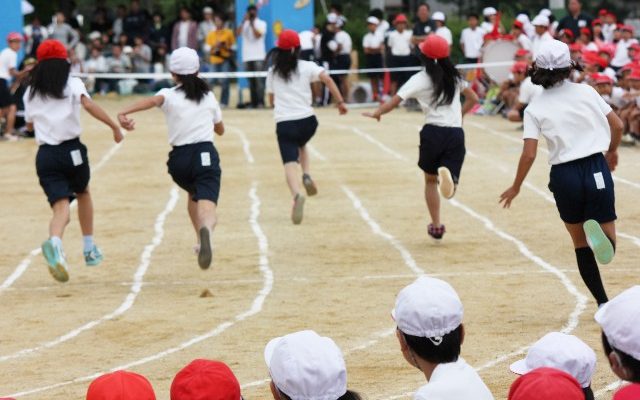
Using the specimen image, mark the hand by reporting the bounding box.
[112,127,124,143]
[243,12,250,21]
[362,110,381,121]
[118,113,135,130]
[499,186,520,208]
[605,150,618,172]
[337,102,348,115]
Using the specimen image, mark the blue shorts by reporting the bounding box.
[418,124,466,182]
[36,138,90,206]
[167,142,221,203]
[276,116,318,164]
[549,153,616,224]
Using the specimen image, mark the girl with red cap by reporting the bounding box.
[0,33,30,141]
[387,14,413,95]
[265,29,347,225]
[23,39,123,282]
[363,34,478,241]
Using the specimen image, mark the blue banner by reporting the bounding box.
[0,0,23,53]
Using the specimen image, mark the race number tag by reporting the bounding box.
[70,150,83,166]
[594,172,605,190]
[201,152,211,167]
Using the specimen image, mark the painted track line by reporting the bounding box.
[3,182,273,398]
[228,126,255,164]
[307,143,328,161]
[0,187,179,362]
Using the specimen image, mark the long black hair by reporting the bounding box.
[418,52,461,107]
[266,47,300,82]
[529,61,583,89]
[28,59,70,100]
[174,73,210,103]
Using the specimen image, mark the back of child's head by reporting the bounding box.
[86,370,156,400]
[169,47,210,103]
[508,368,584,400]
[170,359,241,400]
[29,39,70,100]
[416,35,461,107]
[530,39,582,88]
[268,29,301,82]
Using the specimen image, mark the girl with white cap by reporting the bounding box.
[500,40,624,307]
[265,29,347,225]
[117,47,224,270]
[432,12,452,47]
[363,35,478,241]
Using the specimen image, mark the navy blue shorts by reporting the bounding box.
[0,79,14,108]
[276,115,318,164]
[365,54,384,78]
[167,141,221,203]
[549,153,616,224]
[418,124,466,182]
[36,138,90,206]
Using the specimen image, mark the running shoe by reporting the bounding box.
[437,167,456,199]
[84,245,103,267]
[198,227,212,270]
[621,133,636,147]
[583,219,615,265]
[428,224,446,241]
[302,174,318,196]
[41,239,69,283]
[291,194,306,225]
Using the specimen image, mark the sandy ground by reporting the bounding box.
[0,98,638,400]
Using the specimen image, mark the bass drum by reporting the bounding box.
[482,40,519,83]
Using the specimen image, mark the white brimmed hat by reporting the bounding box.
[532,14,550,26]
[510,332,596,388]
[203,6,213,14]
[327,13,339,24]
[393,276,463,341]
[366,16,380,25]
[264,330,347,400]
[595,286,640,360]
[539,8,552,17]
[535,39,571,70]
[483,7,497,16]
[432,11,446,22]
[169,47,200,75]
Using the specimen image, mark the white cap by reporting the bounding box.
[483,7,497,16]
[432,11,445,22]
[265,330,347,400]
[122,45,133,54]
[327,13,338,24]
[595,286,640,360]
[516,14,530,23]
[203,6,213,14]
[535,39,571,70]
[540,8,552,17]
[510,332,597,388]
[393,276,463,341]
[366,16,380,25]
[169,47,200,75]
[532,14,550,26]
[88,31,101,40]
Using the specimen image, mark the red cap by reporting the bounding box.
[36,39,68,61]
[6,32,22,42]
[393,14,408,24]
[86,371,156,400]
[569,42,583,52]
[170,359,240,400]
[276,29,300,50]
[599,9,608,16]
[515,48,531,57]
[598,44,616,58]
[613,384,640,400]
[622,25,634,33]
[628,69,640,80]
[513,20,523,30]
[629,43,640,52]
[592,18,602,26]
[419,34,450,59]
[580,27,591,36]
[621,62,639,73]
[508,368,584,400]
[591,73,613,84]
[511,61,528,73]
[561,29,575,39]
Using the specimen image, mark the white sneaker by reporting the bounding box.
[437,167,456,199]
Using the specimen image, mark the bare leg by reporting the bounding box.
[197,199,217,232]
[299,146,311,175]
[424,173,440,227]
[50,198,71,238]
[371,77,380,101]
[187,195,199,242]
[284,161,302,197]
[5,104,16,134]
[76,189,94,236]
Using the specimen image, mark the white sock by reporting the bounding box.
[83,235,94,253]
[51,236,63,250]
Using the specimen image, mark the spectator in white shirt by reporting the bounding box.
[198,7,216,53]
[48,12,79,50]
[531,15,554,60]
[85,47,108,94]
[516,14,536,38]
[481,7,497,33]
[369,8,389,41]
[387,14,413,95]
[236,5,267,108]
[0,33,31,140]
[331,18,352,100]
[460,13,484,63]
[363,16,385,101]
[171,7,198,51]
[432,12,452,47]
[512,20,532,51]
[601,12,616,43]
[23,16,48,57]
[105,44,132,93]
[611,26,639,69]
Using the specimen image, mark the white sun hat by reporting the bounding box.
[595,286,640,360]
[432,11,446,22]
[535,39,571,70]
[366,16,380,25]
[510,332,597,388]
[532,14,550,26]
[483,7,497,16]
[169,47,200,75]
[264,330,347,400]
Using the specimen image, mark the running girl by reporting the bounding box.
[117,47,223,270]
[500,40,624,306]
[363,34,478,241]
[23,39,123,282]
[265,29,347,225]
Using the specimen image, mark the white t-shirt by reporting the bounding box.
[0,48,18,80]
[517,33,532,51]
[414,358,494,400]
[603,86,628,109]
[266,60,324,123]
[363,31,384,50]
[481,21,494,34]
[460,27,484,58]
[157,87,222,146]
[397,70,465,127]
[335,30,352,55]
[532,31,554,59]
[376,20,390,40]
[24,77,89,145]
[611,38,639,68]
[241,18,267,62]
[387,30,413,56]
[518,77,542,104]
[178,21,190,48]
[524,81,612,165]
[299,30,314,51]
[435,26,453,46]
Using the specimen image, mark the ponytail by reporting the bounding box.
[418,53,461,107]
[174,73,210,103]
[265,47,300,82]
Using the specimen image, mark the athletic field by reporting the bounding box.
[1,99,638,399]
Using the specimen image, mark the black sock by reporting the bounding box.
[575,247,609,305]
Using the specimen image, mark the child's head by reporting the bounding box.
[170,359,240,400]
[531,40,580,88]
[508,368,584,400]
[467,13,479,28]
[366,16,379,33]
[622,26,634,40]
[559,29,575,44]
[393,14,408,32]
[214,13,225,29]
[87,370,156,400]
[393,276,464,368]
[6,32,22,51]
[596,286,640,383]
[627,70,640,90]
[483,7,497,23]
[532,15,550,35]
[511,61,528,82]
[593,74,614,95]
[30,39,70,100]
[432,12,445,28]
[170,47,209,103]
[134,35,144,46]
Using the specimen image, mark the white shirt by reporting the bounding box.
[611,38,639,68]
[435,26,453,46]
[85,56,107,73]
[481,21,494,34]
[178,21,190,48]
[387,30,413,56]
[532,31,554,59]
[603,87,628,109]
[334,30,352,55]
[397,70,466,127]
[24,77,89,145]
[460,27,484,58]
[518,77,542,104]
[414,358,494,400]
[517,33,532,51]
[299,30,314,51]
[524,81,612,165]
[602,23,616,43]
[376,20,390,40]
[363,31,384,50]
[241,18,267,62]
[157,87,222,146]
[266,60,324,123]
[0,48,18,80]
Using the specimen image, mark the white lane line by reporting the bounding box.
[0,187,180,362]
[0,139,126,292]
[228,126,255,164]
[595,381,624,398]
[307,144,328,161]
[4,182,273,399]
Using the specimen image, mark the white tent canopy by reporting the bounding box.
[22,0,34,15]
